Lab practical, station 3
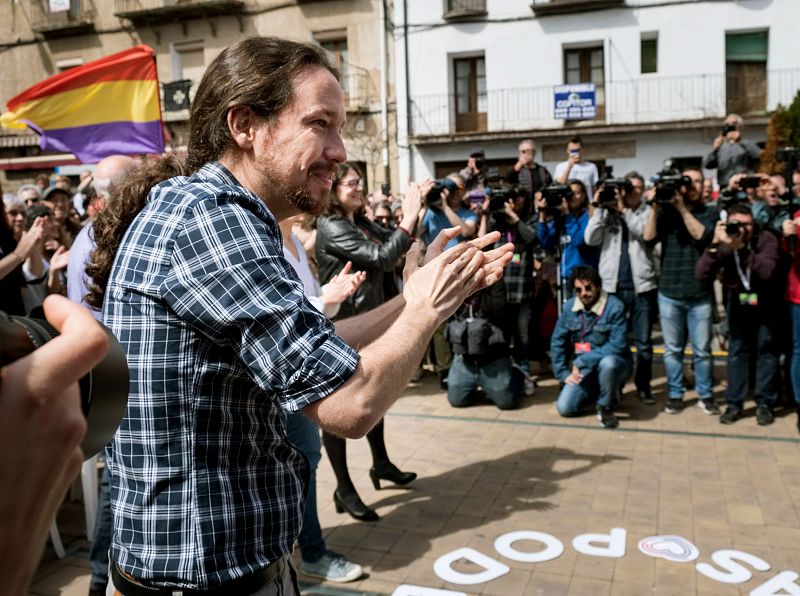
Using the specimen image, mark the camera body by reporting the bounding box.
[426,180,447,208]
[725,221,742,238]
[0,309,129,459]
[541,183,573,210]
[739,175,762,190]
[651,161,691,204]
[598,178,633,208]
[721,123,737,136]
[719,188,747,208]
[485,167,516,213]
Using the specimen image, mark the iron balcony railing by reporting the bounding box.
[443,0,487,19]
[409,69,800,137]
[28,0,96,34]
[113,0,244,20]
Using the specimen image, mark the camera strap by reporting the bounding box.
[733,251,751,292]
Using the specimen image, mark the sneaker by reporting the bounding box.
[301,552,364,583]
[523,377,536,397]
[755,404,774,426]
[719,405,742,425]
[637,389,656,405]
[665,399,683,415]
[698,398,721,415]
[597,407,619,429]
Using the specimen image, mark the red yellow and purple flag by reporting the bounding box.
[0,45,164,163]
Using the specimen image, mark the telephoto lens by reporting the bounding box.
[0,309,129,459]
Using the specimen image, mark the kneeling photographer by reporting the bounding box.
[696,204,781,425]
[536,179,599,302]
[585,171,658,404]
[444,276,524,410]
[644,163,719,415]
[476,172,537,386]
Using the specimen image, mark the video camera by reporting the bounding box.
[485,167,516,213]
[597,166,633,208]
[719,188,747,207]
[426,178,458,209]
[651,160,692,204]
[540,183,573,211]
[0,309,129,459]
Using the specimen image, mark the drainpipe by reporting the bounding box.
[379,0,390,185]
[403,0,414,180]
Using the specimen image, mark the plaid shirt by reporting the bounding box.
[103,162,359,589]
[492,216,537,304]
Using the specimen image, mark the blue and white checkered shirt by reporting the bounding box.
[103,162,359,589]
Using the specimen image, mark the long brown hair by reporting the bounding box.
[87,37,339,308]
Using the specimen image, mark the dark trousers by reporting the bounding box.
[612,288,657,393]
[726,299,780,407]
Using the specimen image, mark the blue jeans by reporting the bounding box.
[726,299,780,407]
[447,354,523,410]
[555,354,631,415]
[657,293,713,400]
[89,463,112,589]
[613,288,657,393]
[790,303,800,408]
[285,412,326,563]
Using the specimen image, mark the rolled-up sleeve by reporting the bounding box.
[162,199,359,411]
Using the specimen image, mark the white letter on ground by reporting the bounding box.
[433,547,510,586]
[695,549,770,584]
[494,531,565,563]
[572,528,627,558]
[750,572,800,596]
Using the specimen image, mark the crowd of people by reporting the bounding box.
[1,34,799,596]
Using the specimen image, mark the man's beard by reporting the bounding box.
[263,166,331,216]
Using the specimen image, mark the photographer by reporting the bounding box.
[696,204,781,425]
[644,167,719,415]
[479,184,537,388]
[554,136,598,193]
[460,148,488,196]
[445,277,524,410]
[585,171,658,404]
[506,139,552,201]
[703,114,762,187]
[419,173,478,250]
[551,266,631,428]
[536,179,599,299]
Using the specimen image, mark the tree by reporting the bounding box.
[762,90,800,175]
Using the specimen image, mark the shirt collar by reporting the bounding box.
[571,289,608,316]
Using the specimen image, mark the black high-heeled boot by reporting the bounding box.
[333,489,379,522]
[369,462,417,490]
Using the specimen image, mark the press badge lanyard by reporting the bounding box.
[733,251,751,292]
[578,310,603,341]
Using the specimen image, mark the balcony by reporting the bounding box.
[443,0,487,20]
[342,63,377,112]
[113,0,244,22]
[531,0,625,17]
[408,69,800,139]
[28,0,96,35]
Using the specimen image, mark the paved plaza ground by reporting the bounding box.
[30,362,800,596]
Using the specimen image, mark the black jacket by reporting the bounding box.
[315,215,412,319]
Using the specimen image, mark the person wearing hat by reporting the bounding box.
[42,186,80,247]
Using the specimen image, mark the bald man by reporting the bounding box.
[68,155,139,596]
[67,155,138,315]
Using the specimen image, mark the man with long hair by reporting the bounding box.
[88,37,512,594]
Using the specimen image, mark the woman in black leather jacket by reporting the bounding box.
[315,162,423,521]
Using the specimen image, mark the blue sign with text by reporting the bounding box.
[554,83,597,120]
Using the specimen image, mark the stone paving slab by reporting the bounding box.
[30,365,800,596]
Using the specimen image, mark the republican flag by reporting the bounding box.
[0,45,164,163]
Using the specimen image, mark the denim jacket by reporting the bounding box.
[550,291,631,382]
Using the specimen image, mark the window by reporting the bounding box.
[170,40,205,83]
[564,46,605,119]
[641,33,657,74]
[453,56,487,133]
[443,0,487,19]
[317,36,350,98]
[726,31,768,114]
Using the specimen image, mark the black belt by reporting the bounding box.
[111,558,285,596]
